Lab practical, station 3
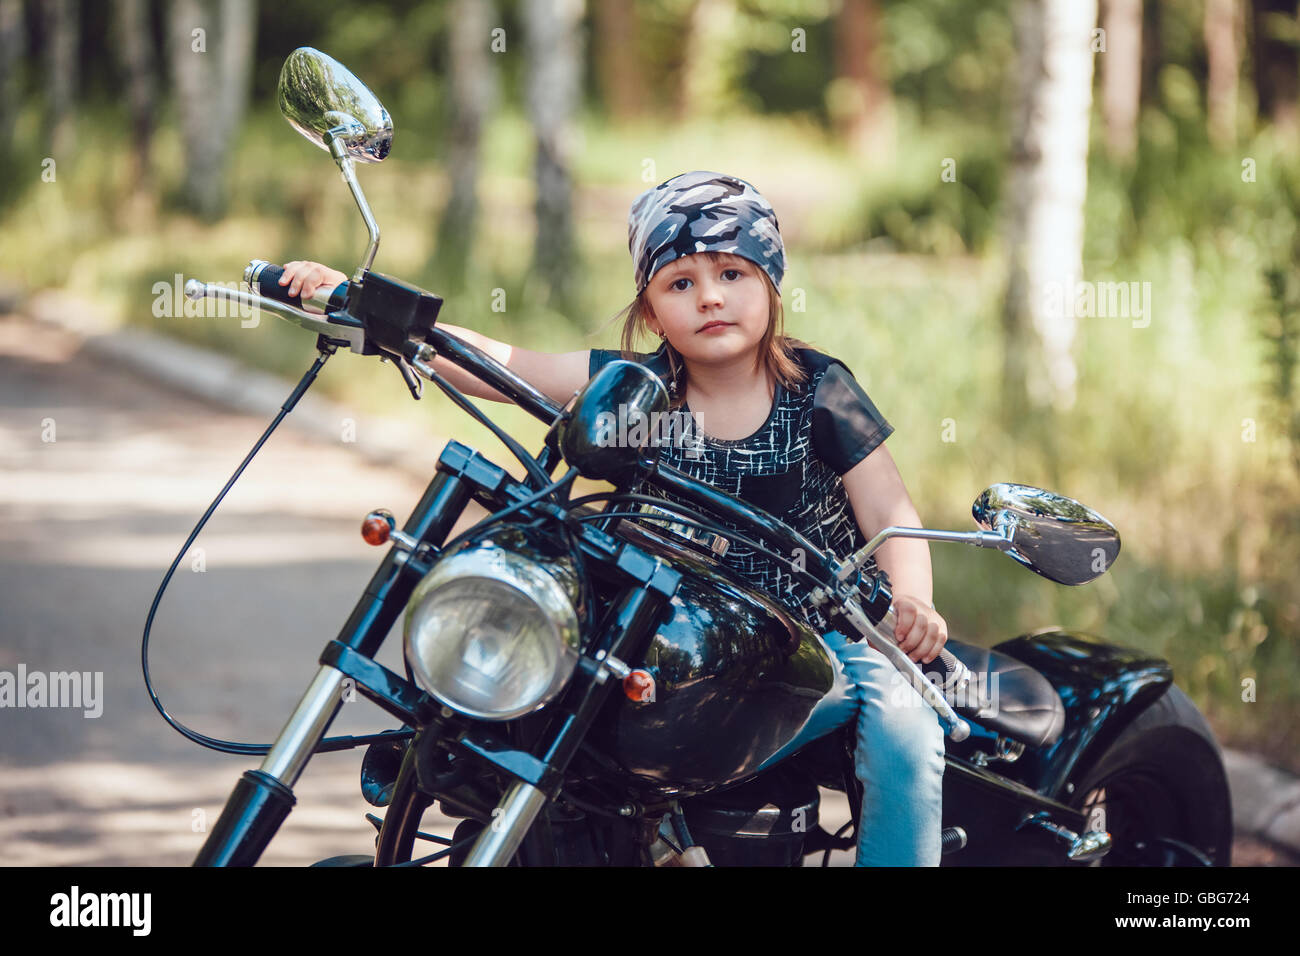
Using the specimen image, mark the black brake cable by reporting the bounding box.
[142,347,409,756]
[417,370,601,626]
[413,355,553,492]
[438,467,578,556]
[145,342,583,756]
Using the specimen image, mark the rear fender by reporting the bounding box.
[989,628,1171,802]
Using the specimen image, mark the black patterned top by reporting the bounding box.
[587,343,893,631]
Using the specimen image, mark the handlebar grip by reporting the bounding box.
[932,648,966,683]
[245,260,349,313]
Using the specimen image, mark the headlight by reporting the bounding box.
[403,540,580,720]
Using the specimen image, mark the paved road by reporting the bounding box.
[1,314,1289,868]
[0,314,492,865]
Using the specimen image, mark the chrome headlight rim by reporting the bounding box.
[403,541,580,721]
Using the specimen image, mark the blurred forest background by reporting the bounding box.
[1,0,1298,770]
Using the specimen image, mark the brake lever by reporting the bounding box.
[813,587,971,742]
[184,280,367,354]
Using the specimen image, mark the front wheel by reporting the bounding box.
[1070,684,1232,866]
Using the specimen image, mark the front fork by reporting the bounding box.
[194,468,473,866]
[459,580,671,867]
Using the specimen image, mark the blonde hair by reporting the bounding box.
[610,251,810,410]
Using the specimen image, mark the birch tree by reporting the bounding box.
[1001,0,1099,417]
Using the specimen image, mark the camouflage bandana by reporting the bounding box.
[628,170,785,295]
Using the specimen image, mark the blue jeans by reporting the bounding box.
[823,630,947,866]
[758,629,947,866]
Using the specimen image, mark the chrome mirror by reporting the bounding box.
[973,483,1120,585]
[277,47,392,163]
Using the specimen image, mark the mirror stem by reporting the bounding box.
[836,526,1013,583]
[328,133,381,280]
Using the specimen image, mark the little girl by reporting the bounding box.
[279,169,950,866]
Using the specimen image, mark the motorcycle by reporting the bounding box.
[151,48,1232,867]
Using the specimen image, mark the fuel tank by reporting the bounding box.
[586,520,845,796]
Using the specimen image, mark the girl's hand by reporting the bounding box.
[890,594,948,665]
[279,260,348,300]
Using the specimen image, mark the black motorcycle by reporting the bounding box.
[148,48,1232,867]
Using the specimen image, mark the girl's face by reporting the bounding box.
[642,252,770,371]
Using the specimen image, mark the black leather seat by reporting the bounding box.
[941,640,1065,748]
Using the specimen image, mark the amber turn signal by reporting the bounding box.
[623,669,656,703]
[361,509,395,546]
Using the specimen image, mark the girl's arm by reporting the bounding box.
[278,261,591,405]
[840,444,948,665]
[424,322,592,406]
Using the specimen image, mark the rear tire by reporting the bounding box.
[1069,684,1232,866]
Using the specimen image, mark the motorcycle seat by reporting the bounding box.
[940,640,1065,748]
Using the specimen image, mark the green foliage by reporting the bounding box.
[807,105,1004,254]
[883,0,1014,121]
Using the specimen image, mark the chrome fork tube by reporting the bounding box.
[259,665,347,786]
[462,782,550,867]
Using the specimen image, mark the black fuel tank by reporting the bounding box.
[588,522,840,796]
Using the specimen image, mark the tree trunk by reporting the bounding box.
[436,0,497,289]
[1002,0,1098,420]
[833,0,893,161]
[167,0,255,220]
[1100,0,1142,161]
[0,0,23,159]
[592,0,643,118]
[115,0,158,193]
[1205,0,1242,149]
[677,0,740,120]
[523,0,584,311]
[1140,0,1161,106]
[1251,0,1299,136]
[43,0,79,158]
